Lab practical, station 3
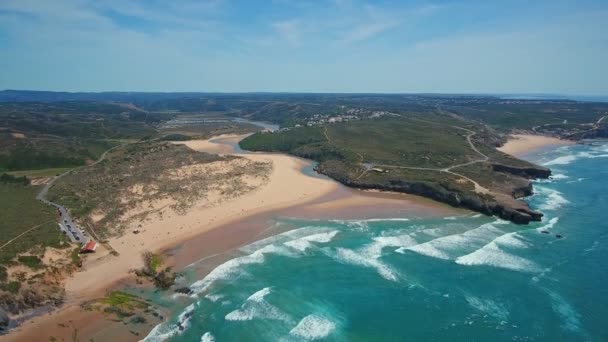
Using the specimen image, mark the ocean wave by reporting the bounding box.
[537,217,559,232]
[546,290,584,333]
[400,221,506,260]
[240,225,334,253]
[543,149,608,166]
[551,173,569,180]
[365,234,418,257]
[289,314,336,341]
[225,287,290,322]
[328,247,398,281]
[544,155,577,166]
[284,231,339,252]
[455,235,540,273]
[201,332,215,342]
[189,244,295,296]
[534,186,570,212]
[364,217,411,222]
[143,303,196,341]
[465,296,509,321]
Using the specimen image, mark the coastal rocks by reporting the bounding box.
[318,167,543,224]
[0,308,9,334]
[491,163,551,179]
[174,287,193,295]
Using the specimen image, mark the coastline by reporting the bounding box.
[3,135,458,342]
[498,133,574,157]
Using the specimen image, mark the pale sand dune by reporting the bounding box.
[65,139,338,297]
[497,134,573,156]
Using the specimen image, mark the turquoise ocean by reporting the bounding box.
[144,142,608,341]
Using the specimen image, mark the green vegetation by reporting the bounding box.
[0,101,166,172]
[48,140,271,237]
[241,114,550,223]
[0,281,21,294]
[133,252,177,290]
[160,133,191,141]
[82,290,152,321]
[17,255,43,270]
[0,183,67,265]
[8,167,71,178]
[104,291,147,308]
[0,266,7,282]
[0,173,29,185]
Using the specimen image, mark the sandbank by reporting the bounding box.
[498,134,574,156]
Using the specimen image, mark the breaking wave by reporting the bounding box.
[225,287,290,322]
[289,314,336,341]
[400,220,508,260]
[455,232,539,272]
[534,186,570,212]
[327,247,398,281]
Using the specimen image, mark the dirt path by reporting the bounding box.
[0,221,53,250]
[354,115,492,194]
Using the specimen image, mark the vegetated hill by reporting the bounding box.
[241,114,551,224]
[441,101,608,138]
[0,102,168,172]
[48,141,272,238]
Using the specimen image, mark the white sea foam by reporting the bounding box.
[225,287,289,322]
[201,332,215,342]
[455,237,540,273]
[551,173,569,180]
[247,287,272,302]
[366,234,418,256]
[240,225,333,253]
[471,214,483,218]
[443,216,460,220]
[289,315,336,340]
[535,186,569,211]
[284,231,339,252]
[493,232,531,249]
[205,293,225,303]
[546,290,583,333]
[544,155,577,166]
[364,218,411,222]
[190,244,294,296]
[544,149,608,166]
[537,217,559,232]
[330,247,398,281]
[465,296,509,321]
[400,221,506,260]
[143,303,196,341]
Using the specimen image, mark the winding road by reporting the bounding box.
[36,143,124,244]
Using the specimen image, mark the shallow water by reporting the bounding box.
[144,142,608,341]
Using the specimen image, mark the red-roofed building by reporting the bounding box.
[81,240,97,253]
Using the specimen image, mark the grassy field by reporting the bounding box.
[0,183,68,265]
[0,101,165,173]
[8,167,72,178]
[241,113,550,223]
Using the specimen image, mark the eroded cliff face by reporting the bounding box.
[491,163,551,179]
[316,162,551,225]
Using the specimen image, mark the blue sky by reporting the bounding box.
[0,0,607,94]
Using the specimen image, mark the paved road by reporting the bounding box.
[36,144,123,245]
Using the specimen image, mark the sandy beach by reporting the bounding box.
[497,134,574,156]
[4,134,458,342]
